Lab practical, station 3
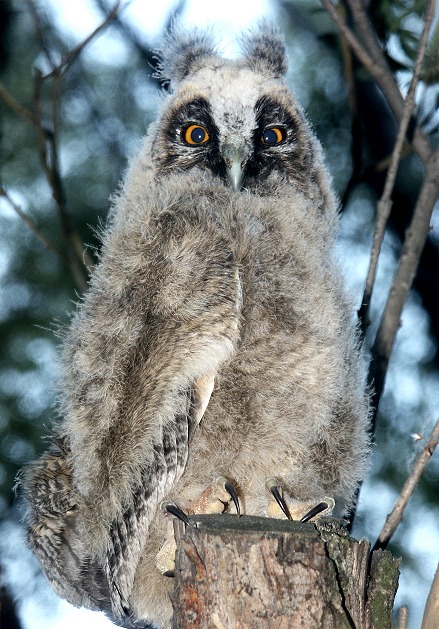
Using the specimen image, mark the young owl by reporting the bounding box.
[21,23,370,629]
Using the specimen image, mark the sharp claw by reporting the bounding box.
[266,478,292,520]
[224,480,241,516]
[165,503,190,526]
[300,501,329,523]
[163,570,175,578]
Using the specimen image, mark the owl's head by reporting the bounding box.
[150,22,324,196]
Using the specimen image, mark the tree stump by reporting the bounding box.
[171,514,399,629]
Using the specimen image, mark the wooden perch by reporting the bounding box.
[171,515,399,629]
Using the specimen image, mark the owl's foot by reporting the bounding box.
[194,476,240,516]
[156,519,177,577]
[156,477,239,576]
[265,478,335,522]
[156,502,192,576]
[165,502,190,525]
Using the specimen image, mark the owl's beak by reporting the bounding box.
[221,144,249,191]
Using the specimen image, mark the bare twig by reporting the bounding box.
[346,0,390,67]
[24,0,57,70]
[397,605,408,629]
[43,1,122,79]
[30,4,123,284]
[373,417,439,551]
[321,0,383,83]
[94,0,156,68]
[0,187,63,259]
[322,0,439,418]
[422,563,439,629]
[32,69,90,291]
[320,0,432,164]
[337,2,363,208]
[27,1,117,275]
[93,0,186,78]
[1,3,123,290]
[1,2,122,289]
[370,149,439,411]
[358,0,436,335]
[0,83,37,125]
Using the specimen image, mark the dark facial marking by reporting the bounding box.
[158,97,225,178]
[157,95,310,192]
[244,96,310,187]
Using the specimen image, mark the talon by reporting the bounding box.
[300,497,335,523]
[266,478,292,520]
[194,476,240,515]
[224,480,241,516]
[165,503,190,525]
[163,570,175,578]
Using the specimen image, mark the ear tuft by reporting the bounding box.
[240,20,288,78]
[154,25,218,90]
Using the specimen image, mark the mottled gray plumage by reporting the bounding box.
[21,23,370,629]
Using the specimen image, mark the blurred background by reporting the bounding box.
[0,0,438,627]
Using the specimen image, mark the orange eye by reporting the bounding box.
[184,124,210,145]
[261,127,284,145]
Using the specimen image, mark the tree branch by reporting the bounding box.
[0,186,63,259]
[358,0,436,335]
[322,0,439,420]
[373,417,439,551]
[24,0,57,70]
[422,563,439,629]
[172,515,399,629]
[0,83,37,125]
[32,68,89,292]
[43,1,122,79]
[320,0,433,164]
[0,4,123,291]
[398,605,408,629]
[370,149,439,411]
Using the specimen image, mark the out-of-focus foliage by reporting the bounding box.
[370,0,439,83]
[0,0,160,513]
[0,0,438,627]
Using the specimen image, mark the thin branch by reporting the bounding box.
[338,2,363,208]
[346,0,436,165]
[25,0,57,70]
[320,0,432,164]
[94,0,156,68]
[32,69,90,292]
[422,563,439,629]
[321,0,384,84]
[358,0,436,334]
[93,0,187,79]
[373,417,439,551]
[370,149,439,413]
[398,606,409,629]
[0,83,37,125]
[0,187,63,259]
[43,0,122,80]
[30,5,123,282]
[346,0,390,66]
[0,4,121,288]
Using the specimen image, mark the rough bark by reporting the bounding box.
[171,515,400,629]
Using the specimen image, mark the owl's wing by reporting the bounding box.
[21,440,115,614]
[24,204,241,625]
[104,373,215,621]
[23,381,212,626]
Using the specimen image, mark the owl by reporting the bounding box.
[21,22,370,629]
